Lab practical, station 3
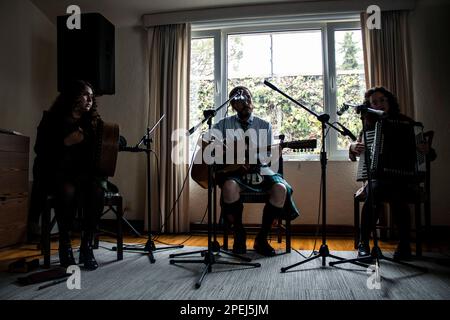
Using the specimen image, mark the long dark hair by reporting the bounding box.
[49,80,101,125]
[363,86,400,115]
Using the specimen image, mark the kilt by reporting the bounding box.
[224,172,300,221]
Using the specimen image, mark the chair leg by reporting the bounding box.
[42,199,52,268]
[277,218,282,244]
[424,199,431,239]
[116,198,123,260]
[354,197,360,249]
[415,202,422,257]
[285,219,291,253]
[223,224,229,250]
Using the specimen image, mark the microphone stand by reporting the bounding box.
[118,114,183,263]
[328,111,428,274]
[169,91,261,289]
[263,80,367,272]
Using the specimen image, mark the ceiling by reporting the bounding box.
[31,0,338,26]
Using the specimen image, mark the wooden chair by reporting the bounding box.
[41,191,124,268]
[222,135,291,253]
[353,131,434,257]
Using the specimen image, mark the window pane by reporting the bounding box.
[228,34,272,78]
[227,31,323,155]
[335,30,366,150]
[190,37,215,155]
[273,31,323,76]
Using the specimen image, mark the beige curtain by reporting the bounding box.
[146,24,191,233]
[361,11,415,117]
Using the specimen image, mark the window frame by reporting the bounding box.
[191,18,363,161]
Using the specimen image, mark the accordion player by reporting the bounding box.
[355,119,428,183]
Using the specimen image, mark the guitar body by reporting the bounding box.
[191,139,317,189]
[95,121,119,177]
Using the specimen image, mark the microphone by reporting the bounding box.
[336,103,350,116]
[339,103,387,117]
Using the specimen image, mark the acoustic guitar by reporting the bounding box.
[94,121,120,177]
[191,139,317,189]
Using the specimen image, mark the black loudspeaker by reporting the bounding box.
[57,13,115,95]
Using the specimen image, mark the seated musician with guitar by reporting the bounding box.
[31,80,105,270]
[213,86,300,257]
[349,86,435,260]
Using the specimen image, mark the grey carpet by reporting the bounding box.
[1,243,449,300]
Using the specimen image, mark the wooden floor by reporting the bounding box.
[2,233,446,272]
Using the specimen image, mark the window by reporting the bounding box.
[334,29,365,150]
[189,19,366,160]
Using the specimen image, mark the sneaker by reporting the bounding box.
[357,243,371,258]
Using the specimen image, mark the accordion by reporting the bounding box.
[356,129,376,181]
[368,119,426,182]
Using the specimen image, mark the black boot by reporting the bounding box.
[253,203,281,257]
[222,200,246,254]
[59,246,76,267]
[59,241,76,267]
[79,231,98,270]
[233,225,247,254]
[58,228,76,267]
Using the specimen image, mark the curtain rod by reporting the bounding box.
[142,0,416,28]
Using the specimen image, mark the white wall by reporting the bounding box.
[0,0,57,177]
[96,26,148,220]
[409,0,450,225]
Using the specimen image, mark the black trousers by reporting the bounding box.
[360,180,415,246]
[54,177,104,244]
